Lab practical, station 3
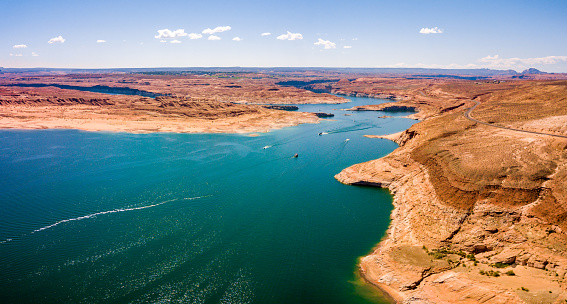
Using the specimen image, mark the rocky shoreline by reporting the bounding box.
[337,108,567,302]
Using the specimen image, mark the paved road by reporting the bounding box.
[464,100,567,139]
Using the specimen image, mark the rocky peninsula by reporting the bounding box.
[0,72,346,133]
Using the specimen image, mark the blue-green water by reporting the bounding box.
[0,96,415,303]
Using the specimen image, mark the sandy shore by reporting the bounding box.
[363,131,404,142]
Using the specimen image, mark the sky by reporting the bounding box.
[2,0,567,72]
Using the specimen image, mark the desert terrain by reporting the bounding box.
[0,72,346,133]
[336,77,567,303]
[4,69,567,303]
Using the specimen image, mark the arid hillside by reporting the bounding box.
[336,80,567,303]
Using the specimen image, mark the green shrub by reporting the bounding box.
[480,270,500,277]
[505,270,515,276]
[492,262,510,268]
[429,251,447,259]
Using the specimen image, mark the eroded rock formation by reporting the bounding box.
[337,80,567,303]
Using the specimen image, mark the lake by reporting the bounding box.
[0,95,415,303]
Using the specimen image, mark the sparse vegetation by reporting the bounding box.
[479,269,500,277]
[505,270,515,276]
[427,247,467,260]
[429,251,446,259]
[521,287,529,292]
[491,262,511,268]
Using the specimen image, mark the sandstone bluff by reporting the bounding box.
[337,79,567,303]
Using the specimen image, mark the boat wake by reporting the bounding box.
[0,195,211,245]
[325,122,378,135]
[31,195,210,234]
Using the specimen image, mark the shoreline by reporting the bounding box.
[355,258,401,304]
[349,131,408,303]
[0,106,320,135]
[363,131,404,142]
[337,109,567,302]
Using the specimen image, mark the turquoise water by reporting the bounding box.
[0,96,415,303]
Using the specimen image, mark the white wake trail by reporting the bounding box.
[30,195,210,234]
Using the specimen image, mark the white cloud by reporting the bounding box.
[170,39,182,44]
[32,52,39,56]
[13,44,27,49]
[343,46,352,49]
[155,29,188,39]
[232,37,242,41]
[188,33,202,39]
[160,40,167,43]
[420,27,443,34]
[384,62,478,69]
[202,26,231,35]
[314,38,336,49]
[208,35,221,40]
[277,31,303,40]
[261,32,271,36]
[478,54,567,69]
[384,54,567,71]
[10,53,23,57]
[96,40,106,43]
[352,38,358,41]
[48,36,65,44]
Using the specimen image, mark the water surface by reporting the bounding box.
[0,96,415,303]
[3,83,163,97]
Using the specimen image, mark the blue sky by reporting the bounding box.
[2,0,567,72]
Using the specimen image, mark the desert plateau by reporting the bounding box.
[4,68,567,303]
[4,68,567,302]
[3,1,567,302]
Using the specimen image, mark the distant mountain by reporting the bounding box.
[521,68,546,74]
